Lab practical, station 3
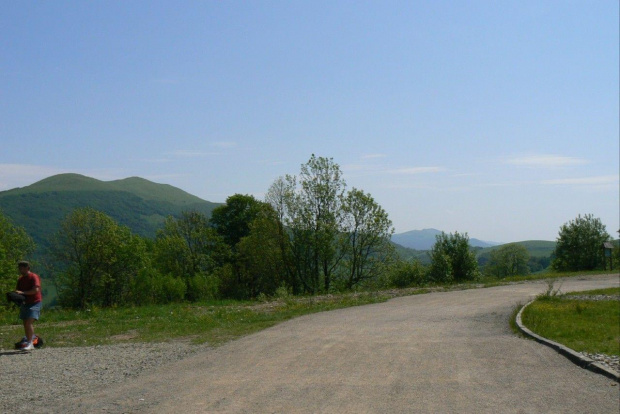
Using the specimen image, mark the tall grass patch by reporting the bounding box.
[521,290,620,355]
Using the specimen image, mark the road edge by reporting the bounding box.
[516,300,620,383]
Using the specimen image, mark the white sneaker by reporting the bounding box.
[22,342,34,351]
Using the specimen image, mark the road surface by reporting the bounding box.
[57,274,620,413]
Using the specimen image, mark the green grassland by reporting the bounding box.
[520,287,620,355]
[0,292,393,349]
[2,271,616,350]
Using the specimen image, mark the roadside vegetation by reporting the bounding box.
[2,271,615,350]
[0,154,618,349]
[0,290,398,349]
[519,287,620,355]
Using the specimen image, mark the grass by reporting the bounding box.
[564,287,620,297]
[1,270,616,351]
[0,292,392,349]
[520,287,620,356]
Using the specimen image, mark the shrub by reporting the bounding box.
[388,260,426,288]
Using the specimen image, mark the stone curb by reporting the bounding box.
[516,300,620,383]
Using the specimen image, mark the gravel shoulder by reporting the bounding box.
[0,341,213,413]
[1,274,618,413]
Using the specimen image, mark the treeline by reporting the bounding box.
[1,156,616,309]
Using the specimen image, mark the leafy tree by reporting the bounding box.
[52,208,148,309]
[209,194,267,248]
[485,243,530,278]
[340,188,395,289]
[428,232,478,283]
[0,211,35,296]
[428,249,453,283]
[235,209,287,298]
[552,214,611,271]
[267,155,347,294]
[297,155,347,293]
[265,155,396,294]
[209,194,281,298]
[153,211,229,301]
[265,176,299,293]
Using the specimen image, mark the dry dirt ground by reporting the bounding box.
[55,274,619,413]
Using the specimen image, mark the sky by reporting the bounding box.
[1,1,618,243]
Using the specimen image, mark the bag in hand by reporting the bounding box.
[6,291,26,306]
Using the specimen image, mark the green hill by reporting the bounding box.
[476,240,556,259]
[0,174,222,259]
[475,240,556,272]
[394,240,557,269]
[392,243,431,264]
[392,228,500,250]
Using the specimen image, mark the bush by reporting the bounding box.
[388,260,426,288]
[428,251,453,283]
[552,214,610,271]
[428,232,478,283]
[161,275,186,303]
[131,268,186,305]
[188,272,220,301]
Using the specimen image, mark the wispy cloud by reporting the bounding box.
[506,154,588,168]
[388,167,446,175]
[541,175,619,186]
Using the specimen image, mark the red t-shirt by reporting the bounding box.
[16,271,42,304]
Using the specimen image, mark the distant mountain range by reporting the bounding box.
[391,228,501,250]
[0,173,222,256]
[392,231,557,266]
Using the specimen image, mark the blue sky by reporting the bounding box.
[1,1,618,242]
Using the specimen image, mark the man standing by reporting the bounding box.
[15,261,42,351]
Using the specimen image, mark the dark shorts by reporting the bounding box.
[19,302,42,321]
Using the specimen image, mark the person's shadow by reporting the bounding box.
[0,350,32,356]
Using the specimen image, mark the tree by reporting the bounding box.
[340,188,395,289]
[236,209,287,298]
[297,155,347,293]
[428,232,478,283]
[209,194,282,298]
[52,208,148,309]
[209,194,267,248]
[265,155,396,294]
[265,176,298,293]
[153,211,229,301]
[267,155,347,294]
[0,211,35,296]
[552,214,611,271]
[485,243,530,278]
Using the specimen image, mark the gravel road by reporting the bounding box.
[1,274,618,413]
